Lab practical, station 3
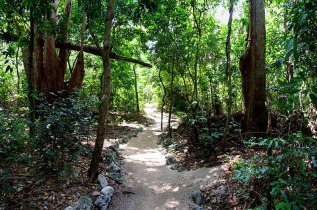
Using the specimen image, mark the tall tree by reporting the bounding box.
[222,0,234,148]
[87,0,115,181]
[27,4,35,136]
[239,0,268,135]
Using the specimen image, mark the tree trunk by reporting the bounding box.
[168,58,175,138]
[159,68,167,131]
[133,45,141,124]
[222,0,234,148]
[239,0,268,135]
[69,14,86,92]
[88,0,115,181]
[27,6,35,137]
[133,64,140,124]
[16,47,20,111]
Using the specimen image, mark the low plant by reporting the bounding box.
[234,132,317,209]
[33,92,94,171]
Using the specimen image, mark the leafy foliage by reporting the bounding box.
[234,133,317,209]
[33,92,94,171]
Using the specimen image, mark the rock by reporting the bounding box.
[108,172,123,184]
[114,141,119,149]
[64,207,73,210]
[101,186,114,197]
[57,163,78,180]
[95,186,114,210]
[194,204,204,210]
[97,174,108,189]
[192,190,202,205]
[94,195,111,210]
[170,163,178,170]
[178,167,186,172]
[122,136,129,143]
[107,162,121,173]
[131,131,138,137]
[108,145,117,153]
[72,196,93,210]
[104,151,116,165]
[127,133,134,138]
[166,155,177,165]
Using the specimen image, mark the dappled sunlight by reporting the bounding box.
[164,200,180,209]
[149,183,172,194]
[111,103,225,209]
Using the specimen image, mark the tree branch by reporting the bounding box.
[1,32,152,68]
[56,42,152,68]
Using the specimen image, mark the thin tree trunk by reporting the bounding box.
[222,0,234,148]
[27,7,35,137]
[168,58,175,138]
[133,63,140,124]
[159,68,167,131]
[16,47,20,111]
[133,45,141,124]
[239,0,267,135]
[88,0,115,181]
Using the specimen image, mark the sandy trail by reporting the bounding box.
[110,104,225,210]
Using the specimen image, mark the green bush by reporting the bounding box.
[33,92,94,171]
[0,111,28,159]
[234,132,317,209]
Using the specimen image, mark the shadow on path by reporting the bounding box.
[110,104,225,210]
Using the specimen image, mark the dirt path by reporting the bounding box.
[110,104,225,210]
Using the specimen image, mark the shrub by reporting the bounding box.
[234,132,317,209]
[33,92,94,171]
[0,110,27,159]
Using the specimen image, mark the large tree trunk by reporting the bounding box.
[239,0,268,135]
[32,0,72,100]
[88,0,115,181]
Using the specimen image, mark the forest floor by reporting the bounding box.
[110,104,226,209]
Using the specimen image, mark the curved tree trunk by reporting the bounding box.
[239,0,268,135]
[88,0,115,181]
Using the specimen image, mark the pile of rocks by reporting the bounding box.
[104,127,142,184]
[64,126,143,210]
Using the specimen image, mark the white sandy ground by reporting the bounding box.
[110,104,225,210]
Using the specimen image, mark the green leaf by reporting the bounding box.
[285,50,293,61]
[309,94,317,105]
[286,39,294,51]
[282,80,297,88]
[292,77,304,82]
[287,88,300,94]
[5,65,13,73]
[311,87,317,95]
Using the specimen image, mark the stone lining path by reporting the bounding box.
[110,104,225,210]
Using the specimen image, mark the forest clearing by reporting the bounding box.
[0,0,316,209]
